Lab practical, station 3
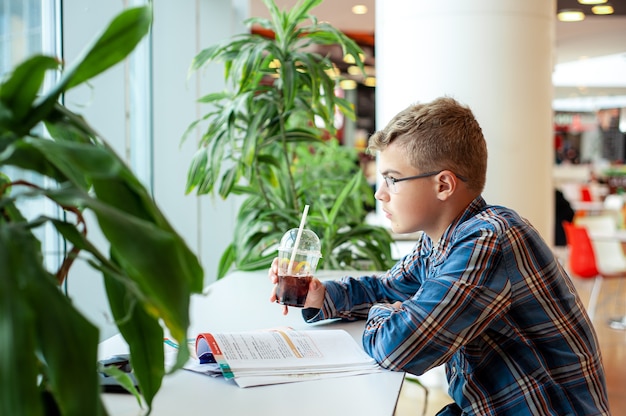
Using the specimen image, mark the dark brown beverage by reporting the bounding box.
[276,274,312,307]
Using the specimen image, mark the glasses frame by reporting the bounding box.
[383,170,467,193]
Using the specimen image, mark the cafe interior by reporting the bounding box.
[250,0,626,413]
[4,0,625,414]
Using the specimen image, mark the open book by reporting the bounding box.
[184,328,382,388]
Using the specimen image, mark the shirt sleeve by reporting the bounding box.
[362,226,512,376]
[301,307,320,321]
[303,243,429,323]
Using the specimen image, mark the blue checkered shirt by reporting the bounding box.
[307,197,610,415]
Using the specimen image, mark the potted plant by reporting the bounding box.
[185,0,394,279]
[0,5,203,415]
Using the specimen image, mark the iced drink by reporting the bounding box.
[276,274,312,307]
[276,228,321,307]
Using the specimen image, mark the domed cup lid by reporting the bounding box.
[278,228,321,257]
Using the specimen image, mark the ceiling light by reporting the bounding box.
[592,4,614,14]
[325,66,341,79]
[269,59,281,69]
[339,79,357,90]
[343,53,365,64]
[364,77,376,88]
[347,65,362,76]
[577,0,607,4]
[352,5,368,15]
[557,9,585,22]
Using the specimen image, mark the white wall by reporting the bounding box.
[62,0,246,340]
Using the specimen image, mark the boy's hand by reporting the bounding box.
[268,258,289,315]
[304,278,325,310]
[268,257,326,315]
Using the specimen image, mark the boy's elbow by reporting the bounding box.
[363,332,433,376]
[363,333,406,372]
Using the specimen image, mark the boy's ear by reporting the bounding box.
[436,171,457,200]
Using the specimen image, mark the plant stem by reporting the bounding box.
[0,179,86,284]
[277,111,300,213]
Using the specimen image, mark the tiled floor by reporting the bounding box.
[394,246,626,415]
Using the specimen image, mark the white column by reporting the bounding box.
[376,0,556,240]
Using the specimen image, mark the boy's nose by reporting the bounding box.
[374,185,388,201]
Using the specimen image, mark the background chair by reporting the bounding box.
[575,215,626,275]
[564,216,626,323]
[580,185,593,202]
[562,221,602,321]
[603,193,625,229]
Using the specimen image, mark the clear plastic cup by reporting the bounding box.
[275,228,322,307]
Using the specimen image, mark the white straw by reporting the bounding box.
[288,204,310,274]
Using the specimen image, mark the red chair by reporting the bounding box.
[562,221,602,321]
[580,186,593,202]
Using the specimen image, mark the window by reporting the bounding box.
[1,0,63,273]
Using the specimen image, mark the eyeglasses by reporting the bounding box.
[382,170,467,194]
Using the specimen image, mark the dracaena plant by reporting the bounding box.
[185,0,394,279]
[0,5,203,416]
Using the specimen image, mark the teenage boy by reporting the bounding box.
[269,97,609,415]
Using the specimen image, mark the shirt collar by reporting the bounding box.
[428,196,487,262]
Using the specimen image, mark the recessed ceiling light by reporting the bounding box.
[557,9,585,22]
[325,67,341,79]
[269,59,281,69]
[592,4,614,14]
[577,0,607,4]
[343,53,365,64]
[364,77,376,88]
[340,79,357,90]
[347,65,362,76]
[352,5,368,15]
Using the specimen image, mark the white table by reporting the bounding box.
[588,229,626,242]
[570,200,605,214]
[100,270,405,415]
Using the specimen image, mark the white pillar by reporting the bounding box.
[376,0,555,240]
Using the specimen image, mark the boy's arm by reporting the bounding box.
[362,229,510,375]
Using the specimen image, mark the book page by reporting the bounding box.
[190,329,382,387]
[219,330,322,360]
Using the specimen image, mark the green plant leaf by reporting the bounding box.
[187,0,391,276]
[285,0,324,28]
[0,4,208,415]
[0,222,102,416]
[88,180,202,333]
[0,232,42,416]
[43,179,202,395]
[0,138,82,187]
[219,165,239,197]
[30,268,102,416]
[0,55,59,130]
[188,43,221,73]
[104,263,165,411]
[99,365,141,405]
[217,243,237,279]
[63,6,153,91]
[186,147,210,193]
[328,172,362,224]
[21,6,153,134]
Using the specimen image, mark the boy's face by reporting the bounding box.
[374,141,443,236]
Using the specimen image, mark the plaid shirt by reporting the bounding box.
[308,197,610,415]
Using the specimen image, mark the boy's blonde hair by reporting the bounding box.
[368,97,487,193]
